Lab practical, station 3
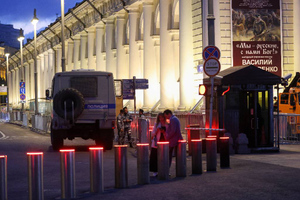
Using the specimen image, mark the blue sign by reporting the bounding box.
[20,87,25,94]
[20,94,26,100]
[20,82,25,88]
[84,104,116,109]
[202,46,221,60]
[135,79,149,89]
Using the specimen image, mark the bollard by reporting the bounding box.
[60,149,76,199]
[0,155,7,200]
[220,137,230,168]
[114,145,128,188]
[157,141,169,180]
[27,152,44,200]
[176,140,187,177]
[89,147,104,193]
[137,143,150,184]
[191,139,202,174]
[206,138,217,172]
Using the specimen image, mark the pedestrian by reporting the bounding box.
[123,107,133,147]
[149,113,167,176]
[139,109,145,118]
[163,109,183,168]
[117,109,125,145]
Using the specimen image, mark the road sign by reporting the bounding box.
[135,79,149,89]
[20,94,26,101]
[123,79,134,99]
[202,46,221,60]
[203,58,221,77]
[20,82,25,88]
[20,87,25,94]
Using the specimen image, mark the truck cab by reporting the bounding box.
[47,70,116,150]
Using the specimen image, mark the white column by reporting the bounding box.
[48,49,54,87]
[8,71,12,105]
[11,70,15,104]
[15,68,19,105]
[38,55,43,99]
[87,28,96,69]
[96,23,106,71]
[116,14,127,79]
[30,60,34,100]
[67,40,74,71]
[56,46,62,73]
[178,0,194,110]
[73,36,80,70]
[80,33,88,69]
[294,1,300,73]
[129,9,141,78]
[44,52,49,92]
[159,0,175,110]
[129,8,143,109]
[106,18,116,75]
[143,1,158,109]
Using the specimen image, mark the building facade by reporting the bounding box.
[5,0,298,113]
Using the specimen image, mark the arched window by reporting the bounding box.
[172,0,179,29]
[154,4,160,35]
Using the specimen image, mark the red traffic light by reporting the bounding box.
[199,84,206,95]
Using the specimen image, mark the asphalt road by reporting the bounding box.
[0,122,300,200]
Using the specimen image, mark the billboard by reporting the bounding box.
[0,86,7,95]
[232,0,281,77]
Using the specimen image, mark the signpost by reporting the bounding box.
[202,46,221,136]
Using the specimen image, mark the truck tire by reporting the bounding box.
[53,88,85,120]
[51,127,64,151]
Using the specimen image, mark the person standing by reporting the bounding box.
[117,109,125,145]
[123,107,133,147]
[149,113,167,176]
[163,109,183,168]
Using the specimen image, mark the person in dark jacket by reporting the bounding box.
[163,109,183,168]
[117,109,125,145]
[123,107,133,147]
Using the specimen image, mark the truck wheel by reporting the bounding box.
[53,88,85,120]
[51,129,64,151]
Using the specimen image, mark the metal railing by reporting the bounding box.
[274,113,300,144]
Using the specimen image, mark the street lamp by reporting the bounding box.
[60,0,66,71]
[18,28,25,118]
[31,9,39,115]
[5,52,10,119]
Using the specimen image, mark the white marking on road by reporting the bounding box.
[0,131,6,140]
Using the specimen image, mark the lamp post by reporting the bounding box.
[31,9,39,115]
[60,0,66,71]
[18,29,25,118]
[5,53,10,118]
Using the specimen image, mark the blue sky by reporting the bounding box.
[1,0,81,43]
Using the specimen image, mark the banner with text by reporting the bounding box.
[232,0,281,76]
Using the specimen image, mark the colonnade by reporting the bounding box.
[8,0,196,112]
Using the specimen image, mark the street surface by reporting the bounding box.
[0,122,300,200]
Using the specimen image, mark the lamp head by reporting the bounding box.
[31,9,39,25]
[18,28,24,42]
[5,53,9,57]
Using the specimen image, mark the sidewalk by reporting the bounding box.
[81,144,300,200]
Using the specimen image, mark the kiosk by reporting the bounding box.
[203,65,282,151]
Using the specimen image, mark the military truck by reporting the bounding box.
[46,70,116,150]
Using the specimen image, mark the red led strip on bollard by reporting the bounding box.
[0,155,7,158]
[206,138,216,141]
[114,145,128,148]
[220,137,230,140]
[157,141,169,144]
[59,149,75,152]
[89,147,104,150]
[27,152,43,155]
[178,140,187,143]
[207,135,217,138]
[191,139,202,142]
[136,143,149,146]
